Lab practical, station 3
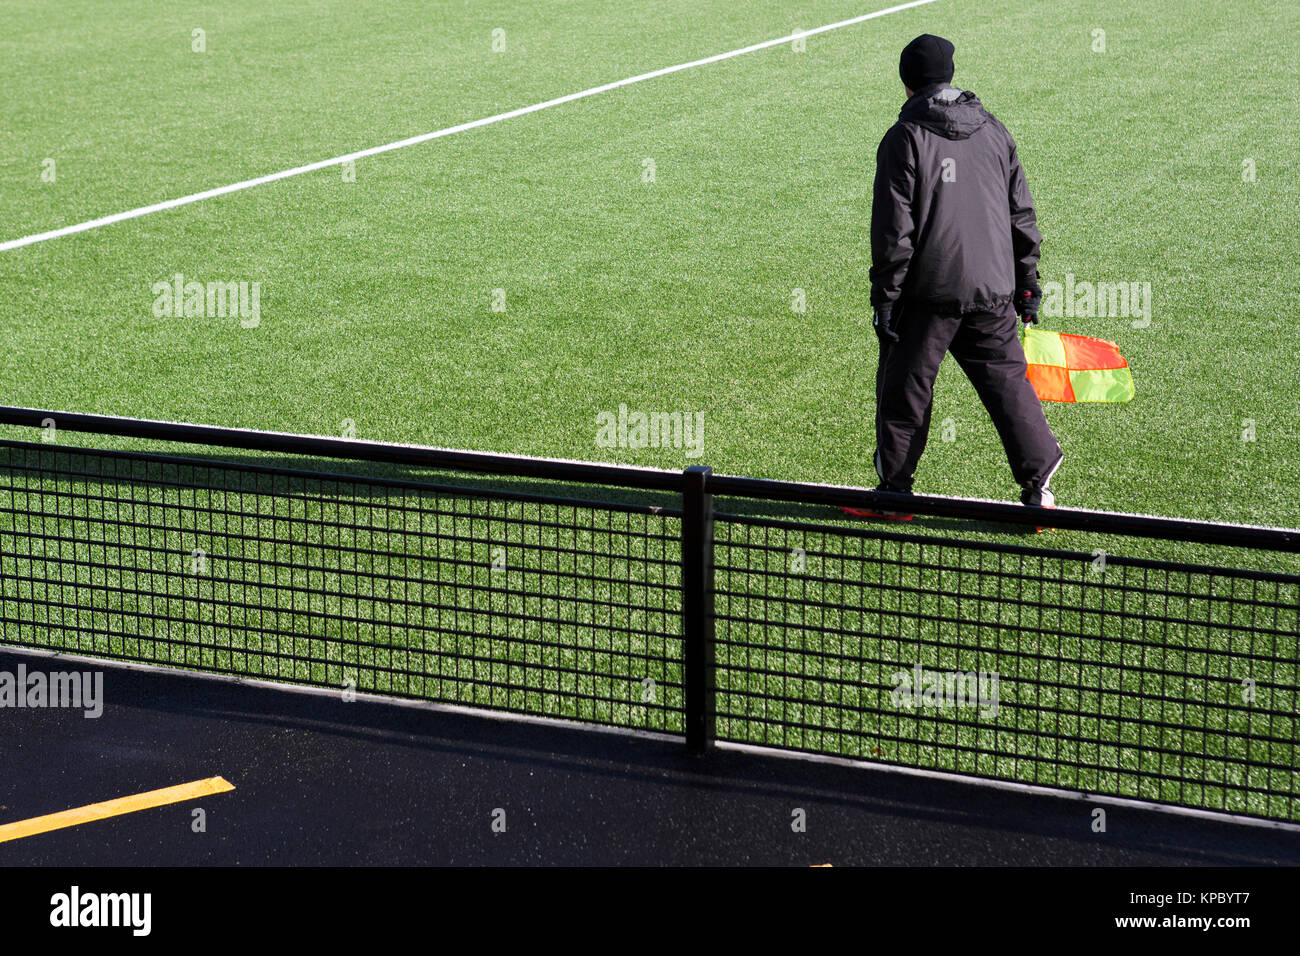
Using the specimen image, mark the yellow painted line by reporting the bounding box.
[0,776,234,843]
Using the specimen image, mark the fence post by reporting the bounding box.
[682,464,715,753]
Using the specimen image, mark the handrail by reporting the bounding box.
[2,404,1297,552]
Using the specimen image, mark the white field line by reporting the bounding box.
[1,0,938,253]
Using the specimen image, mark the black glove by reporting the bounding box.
[1015,280,1042,324]
[873,305,898,344]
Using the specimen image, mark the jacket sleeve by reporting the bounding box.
[869,125,917,309]
[1007,136,1042,287]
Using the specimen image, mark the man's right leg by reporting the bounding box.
[948,304,1064,503]
[873,305,960,492]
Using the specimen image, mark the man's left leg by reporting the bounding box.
[873,305,961,492]
[949,304,1063,504]
[846,306,958,521]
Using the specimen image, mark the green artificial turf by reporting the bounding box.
[1,0,1298,820]
[2,0,1296,524]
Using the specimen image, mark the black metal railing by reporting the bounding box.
[0,406,1297,823]
[708,512,1299,820]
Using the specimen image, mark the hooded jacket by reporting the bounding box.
[870,85,1041,315]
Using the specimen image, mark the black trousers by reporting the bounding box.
[874,301,1062,494]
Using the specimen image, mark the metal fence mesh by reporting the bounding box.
[3,437,1300,822]
[0,441,684,731]
[711,513,1300,820]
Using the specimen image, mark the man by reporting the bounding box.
[864,34,1063,516]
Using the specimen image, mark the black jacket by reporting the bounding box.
[870,85,1041,315]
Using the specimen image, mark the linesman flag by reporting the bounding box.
[1021,327,1134,403]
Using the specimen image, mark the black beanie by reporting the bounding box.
[899,34,955,90]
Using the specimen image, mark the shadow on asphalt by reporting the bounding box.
[2,650,1293,866]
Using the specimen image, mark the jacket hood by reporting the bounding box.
[899,85,988,140]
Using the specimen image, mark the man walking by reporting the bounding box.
[867,34,1063,512]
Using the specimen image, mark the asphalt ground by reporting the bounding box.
[2,648,1299,867]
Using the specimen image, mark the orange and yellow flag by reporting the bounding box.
[1022,328,1134,403]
